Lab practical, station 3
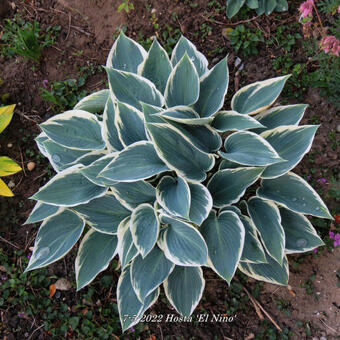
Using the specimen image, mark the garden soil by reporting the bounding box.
[0,0,339,339]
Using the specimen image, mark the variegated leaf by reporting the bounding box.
[171,36,209,77]
[24,202,61,225]
[74,89,109,113]
[193,57,229,118]
[100,141,169,182]
[139,38,173,94]
[115,101,147,146]
[31,165,107,206]
[279,207,324,253]
[117,217,138,269]
[117,265,159,332]
[220,131,283,166]
[231,76,290,115]
[207,167,263,207]
[164,266,205,316]
[201,210,245,283]
[156,176,191,219]
[102,97,124,152]
[72,193,130,234]
[106,31,147,73]
[257,172,332,219]
[247,197,285,264]
[105,67,164,111]
[260,125,318,178]
[165,54,199,107]
[40,110,105,150]
[131,246,174,302]
[75,229,118,290]
[146,123,215,182]
[239,254,289,285]
[130,203,159,257]
[157,215,208,266]
[212,111,265,132]
[25,210,85,271]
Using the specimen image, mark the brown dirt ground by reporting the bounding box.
[0,0,339,339]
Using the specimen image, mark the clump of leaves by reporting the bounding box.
[229,24,264,56]
[25,32,330,332]
[117,0,134,13]
[0,104,21,196]
[40,79,87,111]
[0,14,60,62]
[226,0,288,19]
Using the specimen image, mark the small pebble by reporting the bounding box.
[8,180,15,188]
[337,124,340,133]
[7,143,13,148]
[27,162,36,171]
[320,337,327,340]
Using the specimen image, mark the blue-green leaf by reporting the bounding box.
[25,210,85,271]
[63,151,107,170]
[146,123,215,182]
[110,181,156,210]
[80,154,117,187]
[239,214,267,263]
[212,111,265,132]
[219,159,246,170]
[226,0,246,18]
[131,246,174,302]
[24,202,61,225]
[99,141,169,182]
[207,167,263,207]
[158,215,208,266]
[247,197,285,264]
[156,176,191,219]
[171,36,209,77]
[239,253,289,285]
[164,266,205,316]
[72,194,130,234]
[257,172,332,219]
[279,207,324,253]
[157,106,213,125]
[41,110,105,150]
[106,31,147,73]
[220,131,283,166]
[201,210,245,283]
[193,57,229,118]
[165,54,199,107]
[166,121,222,153]
[130,203,159,257]
[75,229,118,290]
[102,97,124,152]
[253,104,307,133]
[247,0,259,9]
[105,67,164,111]
[275,0,288,11]
[231,76,290,115]
[117,265,159,332]
[139,38,172,94]
[74,89,110,113]
[188,181,213,226]
[31,165,107,206]
[117,217,138,269]
[260,125,318,178]
[115,101,147,146]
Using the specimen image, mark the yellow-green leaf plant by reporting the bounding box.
[0,104,21,196]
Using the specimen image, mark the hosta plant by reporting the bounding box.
[226,0,289,18]
[0,104,21,196]
[25,32,331,331]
